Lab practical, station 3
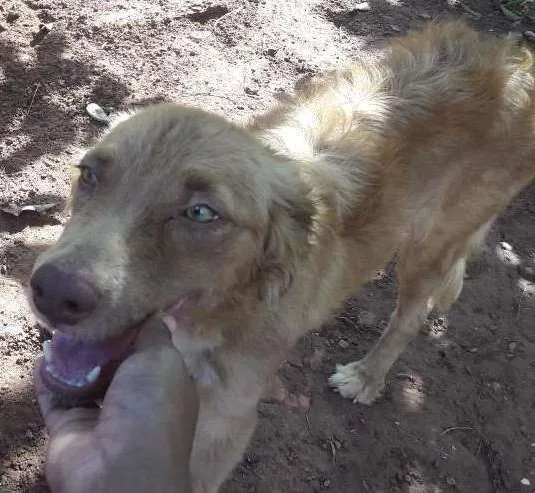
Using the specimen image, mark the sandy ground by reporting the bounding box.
[1,1,535,492]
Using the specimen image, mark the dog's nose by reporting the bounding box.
[31,264,99,326]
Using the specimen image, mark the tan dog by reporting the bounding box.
[31,21,535,493]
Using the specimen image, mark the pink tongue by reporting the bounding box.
[49,331,135,382]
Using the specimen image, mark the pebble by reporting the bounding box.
[524,30,535,43]
[354,2,370,11]
[520,477,530,486]
[86,103,109,123]
[338,339,350,349]
[499,241,513,251]
[446,476,456,486]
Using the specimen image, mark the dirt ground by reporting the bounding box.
[1,1,535,492]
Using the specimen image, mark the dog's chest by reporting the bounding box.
[171,329,221,386]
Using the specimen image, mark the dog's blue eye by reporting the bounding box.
[184,204,219,223]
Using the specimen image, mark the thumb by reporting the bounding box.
[134,314,177,350]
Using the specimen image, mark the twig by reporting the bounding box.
[362,480,373,492]
[26,82,41,116]
[459,2,482,18]
[395,372,415,382]
[329,441,336,464]
[440,426,477,436]
[328,435,337,464]
[441,426,487,457]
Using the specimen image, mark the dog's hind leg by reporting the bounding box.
[330,219,492,405]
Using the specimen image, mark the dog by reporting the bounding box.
[30,21,535,493]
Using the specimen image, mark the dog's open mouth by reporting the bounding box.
[40,325,142,399]
[38,298,189,399]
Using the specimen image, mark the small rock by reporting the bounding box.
[0,264,7,275]
[508,341,517,352]
[499,241,513,251]
[6,11,20,23]
[25,429,34,439]
[419,12,431,19]
[0,23,6,33]
[520,477,530,486]
[322,479,331,488]
[524,30,535,43]
[338,339,350,349]
[353,2,370,11]
[265,48,277,56]
[244,87,258,96]
[446,476,456,486]
[86,103,109,123]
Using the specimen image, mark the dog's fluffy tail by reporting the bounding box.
[384,20,534,121]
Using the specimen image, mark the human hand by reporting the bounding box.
[34,316,198,493]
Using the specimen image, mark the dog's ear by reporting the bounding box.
[257,178,314,305]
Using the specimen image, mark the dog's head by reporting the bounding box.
[31,104,314,397]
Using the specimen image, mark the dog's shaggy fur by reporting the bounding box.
[32,21,535,492]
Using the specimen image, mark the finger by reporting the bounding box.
[34,357,99,435]
[134,314,175,350]
[34,357,58,419]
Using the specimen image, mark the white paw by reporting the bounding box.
[329,361,384,405]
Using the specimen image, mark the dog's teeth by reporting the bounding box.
[86,366,101,384]
[46,364,92,388]
[42,340,52,363]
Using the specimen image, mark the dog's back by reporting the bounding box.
[253,22,535,406]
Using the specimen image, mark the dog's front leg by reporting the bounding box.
[189,406,258,493]
[329,301,429,405]
[330,238,472,405]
